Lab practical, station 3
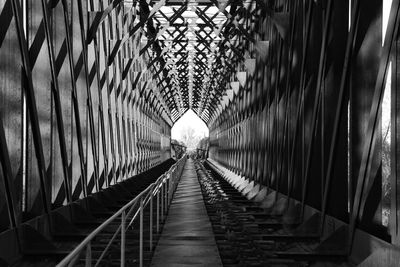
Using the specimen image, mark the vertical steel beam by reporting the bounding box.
[0,115,19,229]
[287,0,314,205]
[39,0,72,204]
[86,2,109,190]
[348,0,400,252]
[277,1,298,202]
[10,0,50,214]
[319,0,361,234]
[301,0,334,218]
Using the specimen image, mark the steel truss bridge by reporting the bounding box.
[0,0,400,266]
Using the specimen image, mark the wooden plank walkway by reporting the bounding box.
[150,158,222,267]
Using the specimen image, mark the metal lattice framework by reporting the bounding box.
[142,0,270,123]
[2,0,400,265]
[80,0,270,125]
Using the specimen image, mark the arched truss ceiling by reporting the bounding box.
[101,0,280,125]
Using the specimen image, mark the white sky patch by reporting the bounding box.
[383,0,393,44]
[171,109,209,143]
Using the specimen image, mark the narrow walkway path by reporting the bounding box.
[150,158,222,267]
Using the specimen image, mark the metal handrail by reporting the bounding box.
[56,156,186,267]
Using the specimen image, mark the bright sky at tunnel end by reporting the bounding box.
[171,110,209,149]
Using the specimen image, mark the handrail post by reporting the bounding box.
[167,173,171,206]
[85,242,92,267]
[167,172,171,206]
[149,194,153,251]
[170,172,172,205]
[171,169,174,199]
[156,189,160,232]
[164,177,167,216]
[139,197,144,267]
[161,181,164,221]
[121,210,126,267]
[164,177,168,216]
[165,174,168,207]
